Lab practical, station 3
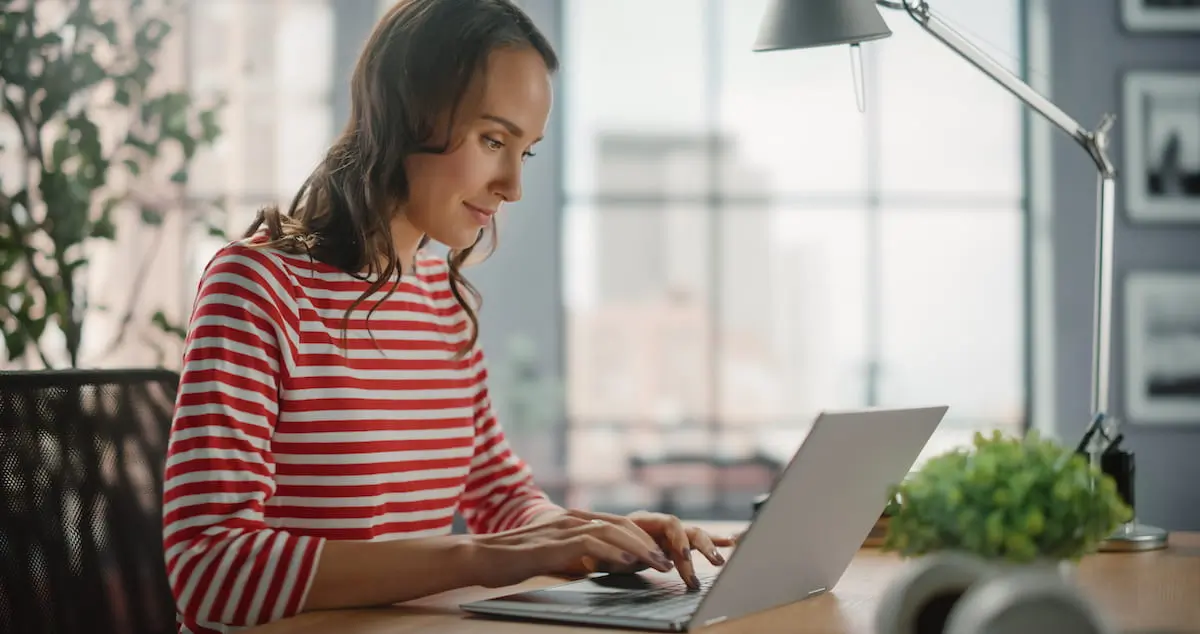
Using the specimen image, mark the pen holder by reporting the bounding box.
[751,493,769,517]
[1094,447,1168,552]
[1099,449,1135,511]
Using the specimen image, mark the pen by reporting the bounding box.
[1103,433,1124,455]
[1075,412,1106,454]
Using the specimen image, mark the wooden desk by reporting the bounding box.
[245,523,1200,634]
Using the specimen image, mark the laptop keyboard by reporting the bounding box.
[531,574,717,620]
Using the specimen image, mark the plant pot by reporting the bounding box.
[875,551,1087,634]
[988,557,1077,581]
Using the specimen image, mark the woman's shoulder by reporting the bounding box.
[201,238,298,282]
[195,238,328,314]
[207,235,365,281]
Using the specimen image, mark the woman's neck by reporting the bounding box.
[390,214,425,275]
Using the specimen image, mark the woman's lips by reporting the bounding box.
[464,202,495,227]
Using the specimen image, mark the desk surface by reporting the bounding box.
[246,523,1200,634]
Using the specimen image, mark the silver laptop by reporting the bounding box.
[460,405,948,631]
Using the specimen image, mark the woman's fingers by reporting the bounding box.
[566,510,672,572]
[685,527,728,566]
[511,508,741,585]
[628,511,700,589]
[562,535,639,574]
[709,533,738,548]
[566,509,661,553]
[562,518,674,572]
[655,516,701,589]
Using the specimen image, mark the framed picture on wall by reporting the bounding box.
[1122,0,1200,32]
[1123,71,1200,222]
[1125,272,1200,424]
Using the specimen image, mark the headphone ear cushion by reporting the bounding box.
[945,569,1116,634]
[875,552,993,634]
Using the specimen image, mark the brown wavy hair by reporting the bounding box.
[243,0,557,358]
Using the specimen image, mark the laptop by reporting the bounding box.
[460,405,949,632]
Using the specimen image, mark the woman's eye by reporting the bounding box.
[483,136,504,150]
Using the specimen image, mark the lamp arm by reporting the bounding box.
[879,0,1115,177]
[880,0,1120,457]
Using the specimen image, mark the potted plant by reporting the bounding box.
[880,430,1131,568]
[0,0,224,368]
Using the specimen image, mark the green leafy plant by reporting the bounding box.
[883,493,902,517]
[882,430,1132,563]
[0,0,224,368]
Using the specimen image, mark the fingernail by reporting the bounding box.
[713,551,725,564]
[689,574,701,589]
[623,552,638,564]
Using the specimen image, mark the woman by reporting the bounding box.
[162,1,734,632]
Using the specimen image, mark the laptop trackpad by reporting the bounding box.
[504,574,668,605]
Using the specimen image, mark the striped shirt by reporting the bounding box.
[162,241,561,633]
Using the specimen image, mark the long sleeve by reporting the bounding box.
[162,246,323,631]
[458,348,563,534]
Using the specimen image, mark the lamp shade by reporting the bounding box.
[753,0,892,52]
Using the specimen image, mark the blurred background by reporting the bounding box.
[3,0,1198,529]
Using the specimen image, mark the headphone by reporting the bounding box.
[874,551,1117,634]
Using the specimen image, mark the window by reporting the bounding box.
[184,0,336,286]
[562,0,1027,518]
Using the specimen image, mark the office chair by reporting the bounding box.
[0,369,180,634]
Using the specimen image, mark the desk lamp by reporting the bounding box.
[753,0,1167,551]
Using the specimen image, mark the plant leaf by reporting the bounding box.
[140,207,163,226]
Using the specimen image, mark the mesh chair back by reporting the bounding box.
[0,369,180,634]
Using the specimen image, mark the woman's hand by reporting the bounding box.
[624,510,737,589]
[467,509,677,589]
[466,509,738,591]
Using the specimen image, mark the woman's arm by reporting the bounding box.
[302,536,479,609]
[164,247,325,629]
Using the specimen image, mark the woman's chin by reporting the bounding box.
[427,227,483,252]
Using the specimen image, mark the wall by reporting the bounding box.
[332,1,379,130]
[1031,0,1200,530]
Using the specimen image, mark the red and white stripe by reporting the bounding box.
[163,242,559,633]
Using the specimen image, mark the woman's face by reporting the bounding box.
[401,46,553,251]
